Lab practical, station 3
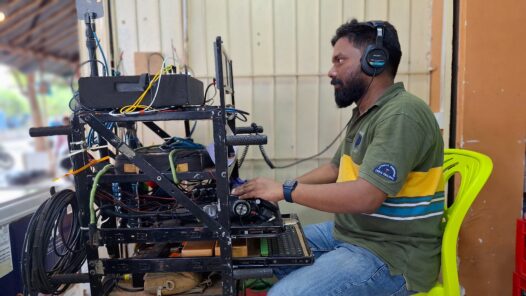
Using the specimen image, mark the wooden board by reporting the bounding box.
[456,0,526,294]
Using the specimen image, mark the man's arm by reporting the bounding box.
[231,177,386,214]
[296,163,339,184]
[292,178,386,213]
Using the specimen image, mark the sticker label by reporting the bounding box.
[0,225,13,278]
[373,163,397,181]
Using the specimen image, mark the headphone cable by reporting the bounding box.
[258,119,350,169]
[258,71,377,170]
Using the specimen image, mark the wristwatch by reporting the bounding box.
[283,179,298,203]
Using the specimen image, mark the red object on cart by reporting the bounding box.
[516,219,526,275]
[244,288,268,296]
[514,219,526,295]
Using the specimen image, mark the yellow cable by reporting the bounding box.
[53,156,111,181]
[121,73,160,113]
[120,65,174,114]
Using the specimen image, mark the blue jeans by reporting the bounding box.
[268,221,413,296]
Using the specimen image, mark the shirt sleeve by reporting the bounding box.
[359,113,429,196]
[331,141,344,167]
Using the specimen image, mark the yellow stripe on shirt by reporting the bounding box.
[336,154,444,197]
[336,154,360,182]
[395,167,444,197]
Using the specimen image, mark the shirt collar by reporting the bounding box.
[351,82,406,117]
[373,82,406,108]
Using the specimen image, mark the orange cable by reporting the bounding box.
[53,156,111,181]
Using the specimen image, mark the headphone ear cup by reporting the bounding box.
[361,45,388,76]
[360,47,375,76]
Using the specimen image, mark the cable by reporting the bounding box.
[69,60,107,93]
[225,106,249,122]
[90,164,114,224]
[68,91,88,113]
[237,146,249,168]
[145,58,168,110]
[87,122,114,147]
[257,120,351,169]
[160,137,204,151]
[54,156,110,182]
[112,50,124,76]
[189,120,197,138]
[171,40,182,68]
[116,284,144,292]
[204,79,217,104]
[147,53,165,74]
[154,76,209,131]
[169,149,180,184]
[22,189,86,295]
[258,71,377,169]
[119,62,175,114]
[93,31,109,76]
[101,276,118,296]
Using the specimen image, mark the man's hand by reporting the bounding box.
[231,177,284,202]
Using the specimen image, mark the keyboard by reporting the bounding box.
[232,214,314,267]
[266,223,308,257]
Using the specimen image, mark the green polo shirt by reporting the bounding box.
[331,82,444,292]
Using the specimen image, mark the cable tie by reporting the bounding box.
[90,145,109,151]
[66,149,86,157]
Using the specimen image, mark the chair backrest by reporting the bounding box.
[441,149,493,295]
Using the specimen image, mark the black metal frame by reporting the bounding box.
[26,30,317,294]
[47,35,301,296]
[64,37,237,296]
[70,105,237,295]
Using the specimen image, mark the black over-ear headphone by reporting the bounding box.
[360,21,389,76]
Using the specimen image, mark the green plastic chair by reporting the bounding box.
[415,149,493,296]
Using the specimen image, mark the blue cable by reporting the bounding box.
[160,137,204,151]
[87,123,114,147]
[93,31,109,76]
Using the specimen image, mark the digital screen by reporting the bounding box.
[214,37,235,104]
[221,49,233,94]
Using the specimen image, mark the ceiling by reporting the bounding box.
[0,0,79,76]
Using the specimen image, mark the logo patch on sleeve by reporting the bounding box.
[373,163,397,181]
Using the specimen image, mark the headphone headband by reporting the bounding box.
[365,21,385,49]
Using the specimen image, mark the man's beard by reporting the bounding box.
[331,74,368,108]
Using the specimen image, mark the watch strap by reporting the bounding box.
[283,180,298,203]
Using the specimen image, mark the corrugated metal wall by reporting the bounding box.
[106,0,433,182]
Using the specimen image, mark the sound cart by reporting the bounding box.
[26,13,313,296]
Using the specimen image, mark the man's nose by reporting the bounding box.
[328,67,336,78]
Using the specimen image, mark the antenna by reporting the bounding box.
[75,0,104,77]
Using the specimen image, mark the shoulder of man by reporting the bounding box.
[380,90,437,124]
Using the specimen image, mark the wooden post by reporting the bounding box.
[26,72,46,152]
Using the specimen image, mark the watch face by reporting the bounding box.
[284,179,297,188]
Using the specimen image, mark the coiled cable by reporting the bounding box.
[21,189,86,295]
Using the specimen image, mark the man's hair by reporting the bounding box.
[331,19,402,77]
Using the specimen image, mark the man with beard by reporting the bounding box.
[232,19,443,295]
